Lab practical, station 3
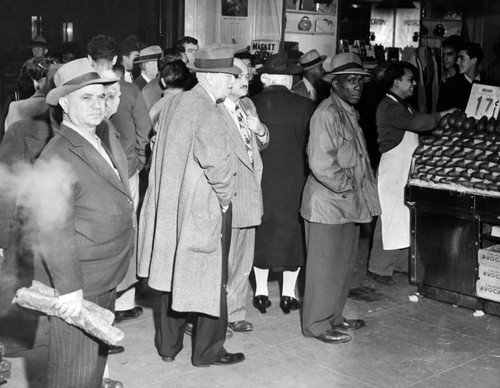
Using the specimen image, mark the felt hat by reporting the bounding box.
[299,49,327,71]
[46,58,117,105]
[134,45,163,63]
[187,44,241,75]
[31,35,47,48]
[256,53,301,75]
[322,52,371,83]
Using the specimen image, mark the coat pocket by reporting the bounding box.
[182,212,221,255]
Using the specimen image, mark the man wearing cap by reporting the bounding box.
[118,37,141,83]
[35,58,134,387]
[220,58,269,334]
[138,44,245,367]
[300,52,380,344]
[133,45,163,91]
[31,35,48,60]
[292,49,327,104]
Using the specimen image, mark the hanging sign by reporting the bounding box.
[250,40,280,55]
[465,83,500,120]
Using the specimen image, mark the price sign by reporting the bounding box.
[465,83,500,119]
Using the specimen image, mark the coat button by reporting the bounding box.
[234,192,237,196]
[233,172,237,176]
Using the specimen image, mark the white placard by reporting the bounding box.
[465,83,500,119]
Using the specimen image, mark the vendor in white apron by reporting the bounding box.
[368,61,455,285]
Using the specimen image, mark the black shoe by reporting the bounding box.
[367,271,396,286]
[314,329,351,344]
[253,295,271,314]
[213,352,245,366]
[279,296,300,314]
[115,306,143,323]
[101,378,123,388]
[333,318,366,331]
[108,345,124,355]
[161,356,175,362]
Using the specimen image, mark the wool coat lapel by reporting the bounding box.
[58,124,129,196]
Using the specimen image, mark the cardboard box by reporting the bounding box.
[478,245,500,269]
[477,278,500,303]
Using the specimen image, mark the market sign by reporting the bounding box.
[465,83,500,120]
[250,40,280,56]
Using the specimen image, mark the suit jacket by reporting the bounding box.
[36,123,135,296]
[220,97,267,228]
[138,84,235,317]
[292,80,312,100]
[142,77,162,110]
[4,90,48,131]
[110,80,152,177]
[133,74,148,91]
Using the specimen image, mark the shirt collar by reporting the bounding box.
[223,97,238,110]
[303,77,314,93]
[141,72,151,83]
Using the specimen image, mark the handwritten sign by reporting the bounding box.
[465,83,500,119]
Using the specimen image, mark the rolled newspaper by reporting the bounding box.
[12,281,124,345]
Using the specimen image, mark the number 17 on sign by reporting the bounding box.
[465,83,500,119]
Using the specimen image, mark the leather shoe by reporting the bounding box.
[314,329,351,344]
[228,320,253,332]
[185,323,233,338]
[333,318,366,331]
[253,295,271,314]
[279,296,300,314]
[161,355,175,362]
[108,344,124,355]
[213,352,245,366]
[102,378,123,388]
[367,271,395,286]
[114,306,143,323]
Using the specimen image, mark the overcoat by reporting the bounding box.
[137,84,235,317]
[251,86,315,268]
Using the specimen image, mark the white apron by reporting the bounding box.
[378,103,419,250]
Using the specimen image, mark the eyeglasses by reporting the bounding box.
[224,74,236,81]
[235,74,250,80]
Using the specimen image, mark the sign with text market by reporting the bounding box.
[250,40,280,56]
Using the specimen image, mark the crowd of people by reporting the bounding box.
[0,31,491,388]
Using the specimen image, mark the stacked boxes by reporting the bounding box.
[477,245,500,302]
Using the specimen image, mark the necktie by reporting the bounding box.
[235,104,254,164]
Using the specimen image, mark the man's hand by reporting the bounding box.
[246,116,266,137]
[54,289,83,319]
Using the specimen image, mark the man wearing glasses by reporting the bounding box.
[138,44,245,367]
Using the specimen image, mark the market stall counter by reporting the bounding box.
[405,111,500,317]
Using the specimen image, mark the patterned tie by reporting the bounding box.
[235,104,254,164]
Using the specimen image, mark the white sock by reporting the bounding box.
[282,268,300,298]
[253,267,269,296]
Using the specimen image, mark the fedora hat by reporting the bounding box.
[46,58,117,105]
[31,35,47,48]
[299,49,327,71]
[134,45,163,63]
[187,44,241,75]
[256,53,301,75]
[322,52,371,83]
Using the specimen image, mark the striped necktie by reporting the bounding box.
[235,104,253,164]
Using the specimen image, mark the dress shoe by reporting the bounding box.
[212,352,245,366]
[114,306,143,323]
[184,323,233,338]
[228,320,253,332]
[253,295,271,314]
[161,355,175,362]
[367,271,395,286]
[333,318,366,331]
[314,329,351,344]
[102,378,123,388]
[279,296,300,314]
[108,344,124,355]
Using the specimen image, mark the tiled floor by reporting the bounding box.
[2,231,500,388]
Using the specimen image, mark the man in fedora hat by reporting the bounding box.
[133,45,163,91]
[301,52,381,344]
[250,53,315,315]
[31,35,48,60]
[35,58,134,387]
[138,43,245,367]
[292,48,328,103]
